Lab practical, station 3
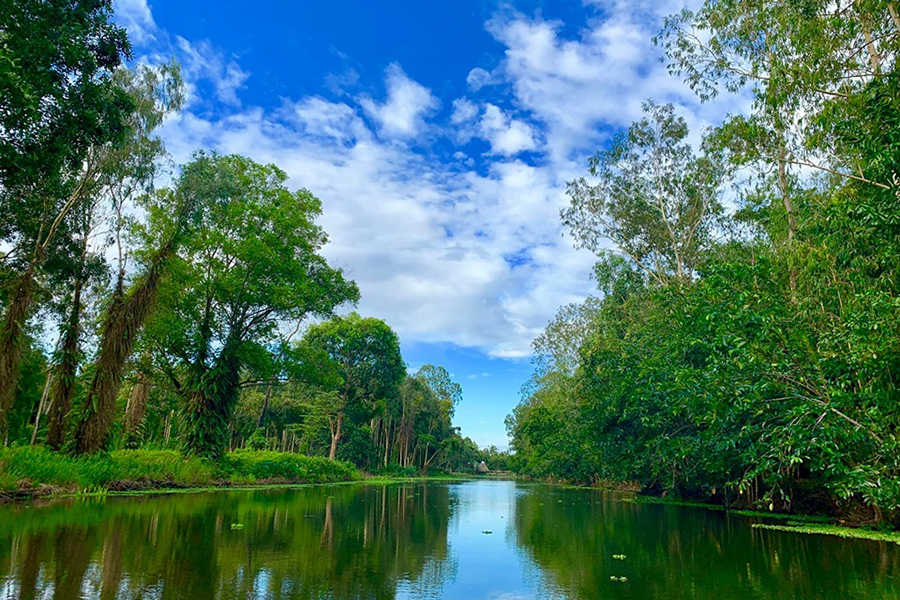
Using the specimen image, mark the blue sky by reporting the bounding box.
[113,0,744,448]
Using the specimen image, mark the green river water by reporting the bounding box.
[0,480,898,599]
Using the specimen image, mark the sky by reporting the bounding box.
[112,0,746,449]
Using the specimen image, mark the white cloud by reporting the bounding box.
[466,67,496,91]
[483,1,741,163]
[278,97,369,143]
[451,98,479,124]
[113,0,157,45]
[176,37,250,107]
[360,64,439,138]
[479,104,538,156]
[131,0,747,361]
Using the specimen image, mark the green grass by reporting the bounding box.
[753,523,900,545]
[0,446,360,497]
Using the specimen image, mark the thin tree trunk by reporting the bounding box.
[163,410,173,445]
[46,271,85,449]
[383,417,391,468]
[777,143,798,303]
[855,0,882,73]
[329,410,344,460]
[30,371,53,446]
[256,382,274,428]
[122,370,150,449]
[890,3,900,30]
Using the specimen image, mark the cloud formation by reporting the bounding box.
[117,1,743,360]
[361,64,440,139]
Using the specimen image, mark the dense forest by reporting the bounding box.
[0,0,489,476]
[507,0,900,524]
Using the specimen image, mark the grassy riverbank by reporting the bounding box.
[0,447,483,501]
[0,446,360,499]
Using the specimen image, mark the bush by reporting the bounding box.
[221,450,358,483]
[375,464,419,477]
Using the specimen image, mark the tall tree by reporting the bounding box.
[44,63,182,449]
[145,154,359,459]
[0,0,133,439]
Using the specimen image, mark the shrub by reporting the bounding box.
[221,450,358,483]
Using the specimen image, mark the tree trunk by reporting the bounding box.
[256,382,274,428]
[46,273,85,450]
[183,347,241,459]
[777,142,798,303]
[0,265,37,443]
[383,417,391,468]
[30,371,53,446]
[122,371,150,449]
[70,237,177,455]
[329,410,344,460]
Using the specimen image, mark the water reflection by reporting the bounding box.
[513,485,900,599]
[0,481,898,599]
[0,484,455,599]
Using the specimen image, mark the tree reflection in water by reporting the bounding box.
[1,482,899,599]
[0,484,456,599]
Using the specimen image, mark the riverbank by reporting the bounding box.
[0,446,360,500]
[0,446,482,502]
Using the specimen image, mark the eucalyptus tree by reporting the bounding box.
[563,102,727,285]
[295,313,404,461]
[140,154,359,459]
[413,365,462,472]
[0,0,133,440]
[44,63,183,450]
[658,0,900,193]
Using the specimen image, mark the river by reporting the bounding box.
[0,480,897,599]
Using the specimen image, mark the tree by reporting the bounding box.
[69,151,208,455]
[562,101,727,285]
[145,154,359,459]
[0,0,134,440]
[295,314,404,461]
[45,63,182,450]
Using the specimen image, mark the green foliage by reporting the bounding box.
[563,101,727,285]
[752,523,900,545]
[221,450,357,483]
[295,313,405,462]
[0,446,216,490]
[0,446,358,493]
[145,153,359,459]
[0,0,132,200]
[512,11,900,525]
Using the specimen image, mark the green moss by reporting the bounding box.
[753,523,900,545]
[729,509,833,523]
[625,495,718,509]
